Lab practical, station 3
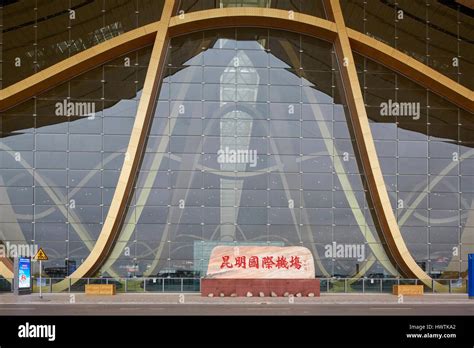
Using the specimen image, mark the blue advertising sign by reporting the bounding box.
[469,254,473,299]
[18,258,31,290]
[66,260,77,276]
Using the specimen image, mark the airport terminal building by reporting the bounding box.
[0,0,473,291]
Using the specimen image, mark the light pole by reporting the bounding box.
[39,259,43,299]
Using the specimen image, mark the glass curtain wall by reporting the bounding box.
[103,28,396,280]
[341,0,473,89]
[356,53,474,279]
[0,0,164,87]
[177,0,327,18]
[0,46,152,277]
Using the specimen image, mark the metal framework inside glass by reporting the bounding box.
[0,0,472,289]
[103,28,399,279]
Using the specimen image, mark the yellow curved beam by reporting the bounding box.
[101,63,197,277]
[45,1,178,291]
[0,261,13,280]
[0,22,159,112]
[325,0,434,287]
[68,0,175,274]
[347,28,473,113]
[2,8,470,114]
[168,8,472,113]
[280,36,398,277]
[168,7,337,41]
[0,143,126,282]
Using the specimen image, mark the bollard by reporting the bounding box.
[469,254,473,299]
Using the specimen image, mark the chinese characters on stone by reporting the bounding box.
[220,255,302,270]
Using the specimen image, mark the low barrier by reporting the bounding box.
[393,285,424,296]
[0,277,467,294]
[85,284,116,295]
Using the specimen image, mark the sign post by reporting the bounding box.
[469,254,473,299]
[33,248,49,299]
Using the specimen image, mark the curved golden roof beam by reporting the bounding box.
[2,8,471,114]
[0,22,159,112]
[325,0,437,288]
[278,36,398,276]
[39,1,178,291]
[168,7,338,41]
[347,28,473,113]
[63,0,177,278]
[168,8,472,113]
[0,261,13,280]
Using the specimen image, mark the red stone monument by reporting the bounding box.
[201,246,320,297]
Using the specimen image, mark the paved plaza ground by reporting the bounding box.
[0,293,472,315]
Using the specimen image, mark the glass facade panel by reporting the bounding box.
[0,0,164,87]
[102,28,395,280]
[342,0,474,90]
[357,53,473,278]
[177,0,327,17]
[0,46,152,273]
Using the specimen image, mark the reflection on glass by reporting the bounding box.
[0,46,153,272]
[177,0,326,18]
[105,28,396,281]
[358,52,473,278]
[2,1,163,87]
[341,0,473,89]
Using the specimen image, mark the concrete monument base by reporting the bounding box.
[201,278,320,297]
